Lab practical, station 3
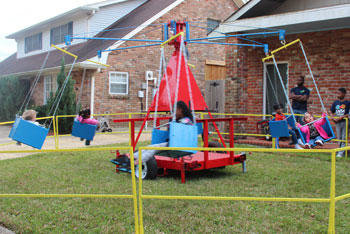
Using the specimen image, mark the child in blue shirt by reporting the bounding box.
[330,88,349,157]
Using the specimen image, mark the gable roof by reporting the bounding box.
[0,0,181,77]
[210,0,350,37]
[6,0,131,39]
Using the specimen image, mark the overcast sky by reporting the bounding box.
[0,0,101,62]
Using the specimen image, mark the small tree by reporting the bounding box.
[38,58,77,133]
[0,76,30,121]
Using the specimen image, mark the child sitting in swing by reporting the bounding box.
[76,108,99,145]
[273,104,302,149]
[16,110,40,145]
[116,101,193,167]
[297,112,330,149]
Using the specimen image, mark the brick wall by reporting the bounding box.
[93,0,237,114]
[225,29,350,133]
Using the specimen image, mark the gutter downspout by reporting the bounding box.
[90,75,95,116]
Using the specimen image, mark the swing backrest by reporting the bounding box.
[71,120,97,141]
[9,117,49,149]
[285,115,296,129]
[169,121,198,154]
[269,120,290,138]
[321,117,336,141]
[196,122,203,135]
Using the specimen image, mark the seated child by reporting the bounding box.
[297,112,329,149]
[17,110,40,145]
[76,108,99,146]
[273,104,301,149]
[116,101,194,169]
[22,109,40,125]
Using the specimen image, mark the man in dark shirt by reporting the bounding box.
[330,88,349,157]
[290,76,310,124]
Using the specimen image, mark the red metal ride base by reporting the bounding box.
[113,116,247,183]
[112,21,248,183]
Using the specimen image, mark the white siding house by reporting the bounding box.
[88,0,147,35]
[9,0,146,59]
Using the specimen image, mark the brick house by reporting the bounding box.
[0,0,244,116]
[210,0,350,133]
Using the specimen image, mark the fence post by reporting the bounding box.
[272,138,276,148]
[328,151,336,234]
[54,116,59,149]
[345,118,348,159]
[138,150,145,234]
[129,114,132,146]
[129,148,140,234]
[52,116,58,150]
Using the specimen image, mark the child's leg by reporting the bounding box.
[85,140,90,146]
[308,138,317,147]
[289,129,298,144]
[314,136,325,146]
[134,142,169,163]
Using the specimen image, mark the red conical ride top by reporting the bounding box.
[149,49,207,112]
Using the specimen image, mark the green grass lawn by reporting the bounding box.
[0,143,349,233]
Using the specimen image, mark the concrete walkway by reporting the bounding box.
[0,125,151,160]
[0,226,14,234]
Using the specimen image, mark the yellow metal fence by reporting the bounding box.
[0,113,349,233]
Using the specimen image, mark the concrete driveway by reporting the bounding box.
[0,126,151,160]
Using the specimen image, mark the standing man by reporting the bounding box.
[330,88,349,157]
[290,76,310,124]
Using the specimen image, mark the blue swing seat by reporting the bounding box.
[71,120,97,141]
[9,117,49,149]
[151,128,169,144]
[269,115,297,148]
[269,120,290,138]
[151,121,199,157]
[297,116,335,145]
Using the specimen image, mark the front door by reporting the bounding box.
[264,63,288,115]
[205,60,226,131]
[204,60,226,113]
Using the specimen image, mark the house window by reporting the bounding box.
[25,33,42,53]
[43,75,57,104]
[50,22,73,45]
[207,18,220,34]
[109,72,128,95]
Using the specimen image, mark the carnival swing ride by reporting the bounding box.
[10,19,321,183]
[64,20,289,183]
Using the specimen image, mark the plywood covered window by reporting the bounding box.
[109,72,128,95]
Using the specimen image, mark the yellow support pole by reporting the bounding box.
[328,151,336,234]
[270,39,301,55]
[138,151,144,234]
[56,116,59,149]
[129,149,140,234]
[187,63,195,69]
[346,118,348,159]
[262,55,274,62]
[161,32,184,47]
[52,116,58,150]
[86,59,110,68]
[129,114,132,146]
[51,44,78,59]
[272,138,276,149]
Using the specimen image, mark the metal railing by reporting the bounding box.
[0,113,349,233]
